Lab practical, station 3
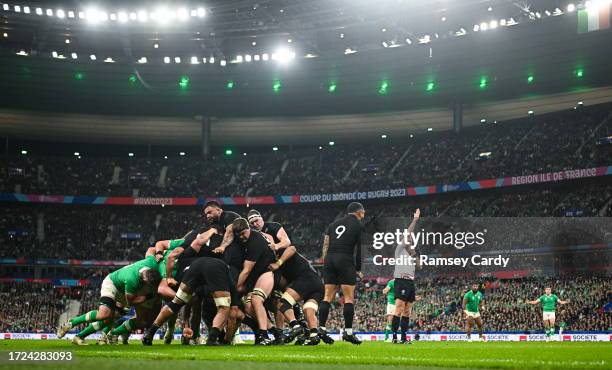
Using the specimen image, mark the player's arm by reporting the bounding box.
[272,227,291,251]
[166,246,185,288]
[355,230,362,277]
[321,234,330,260]
[525,299,540,305]
[236,260,255,293]
[404,209,421,253]
[191,228,218,251]
[149,240,170,261]
[462,297,468,311]
[479,298,485,312]
[382,286,390,295]
[213,225,234,254]
[125,293,148,305]
[269,246,296,271]
[558,299,570,305]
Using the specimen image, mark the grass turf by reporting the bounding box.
[0,340,610,370]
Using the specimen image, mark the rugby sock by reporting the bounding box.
[289,320,300,328]
[256,329,269,340]
[166,316,177,337]
[343,303,354,331]
[102,325,112,334]
[242,315,258,332]
[384,323,392,340]
[318,301,331,327]
[207,327,221,343]
[111,319,135,336]
[77,324,97,339]
[145,323,160,339]
[400,316,409,341]
[193,326,201,339]
[391,315,400,340]
[70,310,98,326]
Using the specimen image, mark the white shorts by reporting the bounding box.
[100,276,127,306]
[465,310,480,319]
[543,311,556,321]
[386,303,396,316]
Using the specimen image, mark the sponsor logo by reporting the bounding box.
[133,198,174,206]
[563,335,571,341]
[4,333,10,339]
[519,335,527,341]
[486,334,510,341]
[570,334,598,341]
[440,335,447,341]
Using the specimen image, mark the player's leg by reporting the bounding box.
[465,316,474,341]
[474,316,484,340]
[157,279,176,301]
[224,306,245,344]
[392,298,405,343]
[142,282,193,345]
[58,298,114,339]
[400,301,413,343]
[251,271,274,345]
[319,284,337,329]
[207,290,231,345]
[278,288,304,342]
[384,311,394,341]
[319,255,339,334]
[59,276,119,337]
[188,294,204,344]
[340,284,361,344]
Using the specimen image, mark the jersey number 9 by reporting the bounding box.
[335,225,346,239]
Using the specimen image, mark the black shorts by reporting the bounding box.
[289,272,324,302]
[323,254,356,285]
[182,258,230,294]
[394,278,416,303]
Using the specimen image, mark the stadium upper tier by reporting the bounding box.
[1,103,611,198]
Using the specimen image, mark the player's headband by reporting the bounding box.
[247,213,262,223]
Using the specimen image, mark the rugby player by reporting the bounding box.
[247,209,293,344]
[231,218,277,345]
[142,257,235,346]
[270,244,325,345]
[56,256,161,345]
[526,287,570,341]
[319,202,365,345]
[382,279,395,342]
[463,283,485,342]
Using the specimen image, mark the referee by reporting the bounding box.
[318,202,365,345]
[391,208,420,344]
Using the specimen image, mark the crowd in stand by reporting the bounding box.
[0,180,611,261]
[320,276,611,333]
[2,275,609,334]
[0,282,74,333]
[1,104,610,198]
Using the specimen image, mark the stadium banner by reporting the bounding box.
[0,278,90,286]
[2,332,610,342]
[0,165,610,206]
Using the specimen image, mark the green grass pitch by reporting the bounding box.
[0,340,609,370]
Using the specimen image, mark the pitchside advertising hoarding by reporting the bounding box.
[2,333,610,341]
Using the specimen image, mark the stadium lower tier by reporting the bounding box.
[1,275,609,334]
